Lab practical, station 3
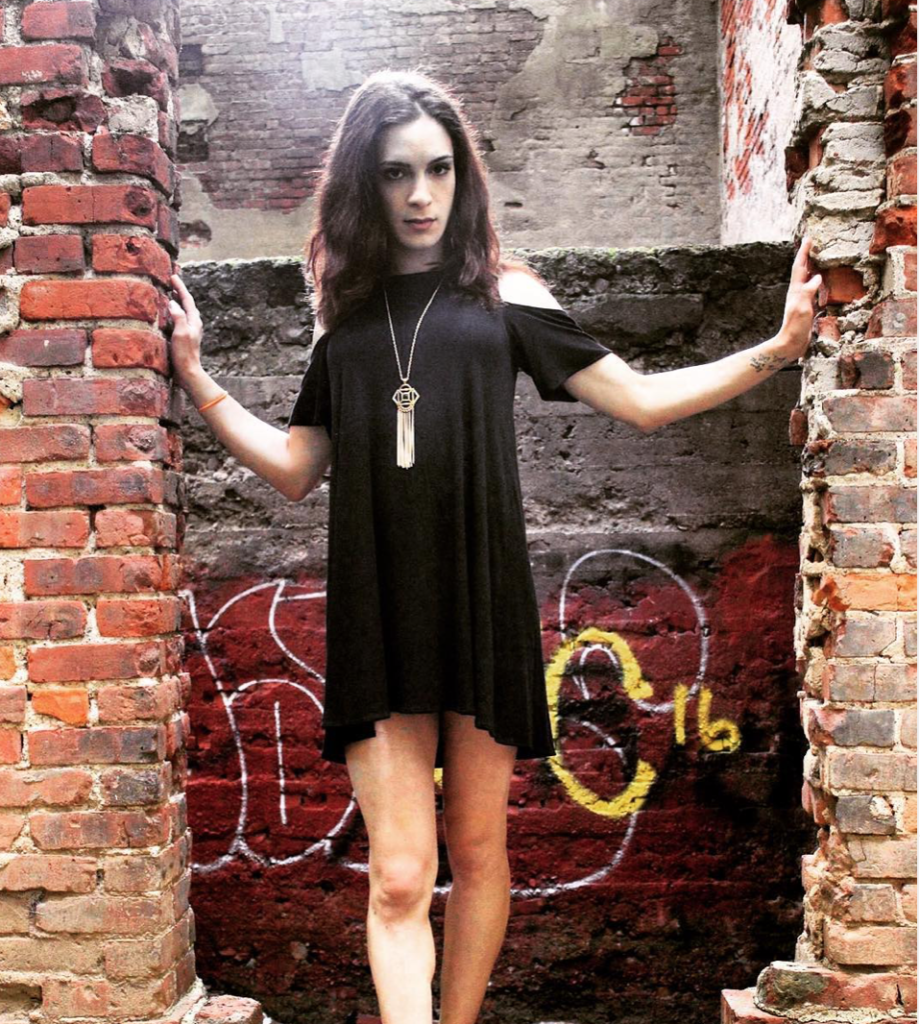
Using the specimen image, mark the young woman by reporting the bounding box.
[167,69,821,1024]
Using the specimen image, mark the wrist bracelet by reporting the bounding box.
[198,391,228,412]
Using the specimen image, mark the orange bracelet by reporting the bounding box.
[198,391,228,412]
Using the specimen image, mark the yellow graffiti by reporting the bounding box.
[545,628,657,819]
[674,682,688,745]
[697,685,741,752]
[543,628,741,817]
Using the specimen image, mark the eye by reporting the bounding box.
[382,168,403,181]
[433,163,452,175]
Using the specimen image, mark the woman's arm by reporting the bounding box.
[169,273,331,502]
[566,236,824,432]
[567,327,797,433]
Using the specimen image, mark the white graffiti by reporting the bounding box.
[186,548,711,897]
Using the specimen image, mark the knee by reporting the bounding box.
[369,854,436,917]
[446,835,508,882]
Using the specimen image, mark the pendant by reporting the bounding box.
[392,382,419,469]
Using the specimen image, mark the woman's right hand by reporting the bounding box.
[168,272,204,387]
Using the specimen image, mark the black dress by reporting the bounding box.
[286,267,611,768]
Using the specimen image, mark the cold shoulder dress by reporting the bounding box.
[286,267,611,768]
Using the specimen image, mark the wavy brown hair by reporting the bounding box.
[304,67,543,333]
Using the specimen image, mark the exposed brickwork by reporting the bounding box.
[176,0,722,259]
[723,0,918,1019]
[0,2,263,1024]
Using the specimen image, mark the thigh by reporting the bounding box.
[345,712,441,866]
[440,711,516,872]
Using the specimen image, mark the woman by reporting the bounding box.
[168,69,821,1024]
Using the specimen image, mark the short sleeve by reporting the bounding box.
[504,301,610,402]
[287,334,332,432]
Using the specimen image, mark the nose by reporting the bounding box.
[408,173,432,207]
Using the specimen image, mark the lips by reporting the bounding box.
[405,218,435,224]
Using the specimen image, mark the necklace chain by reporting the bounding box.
[383,275,444,382]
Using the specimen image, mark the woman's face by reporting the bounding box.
[376,113,456,272]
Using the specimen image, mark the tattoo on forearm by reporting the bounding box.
[749,350,793,372]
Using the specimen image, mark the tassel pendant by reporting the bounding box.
[393,382,420,469]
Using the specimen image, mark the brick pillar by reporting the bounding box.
[0,4,261,1023]
[722,0,917,1021]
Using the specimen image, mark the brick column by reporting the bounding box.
[722,0,917,1020]
[0,3,260,1023]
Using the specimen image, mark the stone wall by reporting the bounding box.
[722,0,918,1019]
[176,0,722,261]
[177,244,817,1023]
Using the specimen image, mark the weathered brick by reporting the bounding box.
[0,510,90,549]
[27,640,171,683]
[0,687,27,724]
[826,614,898,657]
[91,328,169,372]
[844,883,899,922]
[23,466,167,508]
[30,807,171,849]
[92,131,175,195]
[0,854,96,891]
[31,688,89,726]
[0,600,86,640]
[94,423,171,463]
[848,835,918,879]
[901,707,917,748]
[0,765,93,809]
[0,45,85,86]
[20,279,159,322]
[22,377,169,417]
[99,764,171,806]
[92,233,173,285]
[0,328,87,367]
[34,892,173,934]
[20,133,83,172]
[828,525,896,567]
[21,1,96,40]
[14,234,85,274]
[826,748,917,792]
[28,726,166,764]
[824,919,917,965]
[804,703,897,747]
[22,184,158,227]
[21,87,106,132]
[23,553,177,595]
[95,600,182,641]
[836,794,898,834]
[93,509,176,550]
[102,59,169,110]
[822,485,917,524]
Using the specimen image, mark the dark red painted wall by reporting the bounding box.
[179,248,815,1024]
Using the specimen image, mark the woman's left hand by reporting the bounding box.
[778,235,823,360]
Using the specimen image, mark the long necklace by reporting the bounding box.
[383,275,443,469]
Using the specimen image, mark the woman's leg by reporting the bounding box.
[345,711,441,1024]
[437,711,517,1024]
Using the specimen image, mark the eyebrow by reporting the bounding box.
[379,155,454,167]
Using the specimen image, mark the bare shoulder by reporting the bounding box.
[497,267,564,310]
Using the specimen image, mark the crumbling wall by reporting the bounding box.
[176,0,722,260]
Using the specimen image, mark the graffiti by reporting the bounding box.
[186,547,741,896]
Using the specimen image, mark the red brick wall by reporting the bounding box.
[0,3,259,1023]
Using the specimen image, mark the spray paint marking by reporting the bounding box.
[186,547,741,895]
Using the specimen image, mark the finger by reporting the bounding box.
[792,236,812,280]
[170,275,196,317]
[168,299,186,323]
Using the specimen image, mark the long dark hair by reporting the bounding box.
[304,67,542,333]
